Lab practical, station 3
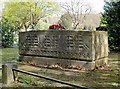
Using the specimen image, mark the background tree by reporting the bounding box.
[101,0,120,51]
[58,12,72,29]
[3,0,59,31]
[60,0,91,29]
[0,18,14,48]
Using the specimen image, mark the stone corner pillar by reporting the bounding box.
[2,64,17,86]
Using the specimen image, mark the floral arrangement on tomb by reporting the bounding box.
[49,24,65,30]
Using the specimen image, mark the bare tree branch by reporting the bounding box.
[60,0,92,30]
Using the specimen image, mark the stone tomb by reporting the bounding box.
[19,30,108,70]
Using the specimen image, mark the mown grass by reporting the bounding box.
[16,65,119,89]
[1,48,120,89]
[1,48,19,63]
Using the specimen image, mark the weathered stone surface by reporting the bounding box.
[20,55,95,70]
[94,31,108,60]
[95,57,108,68]
[2,64,14,85]
[19,30,108,70]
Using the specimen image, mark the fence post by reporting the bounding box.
[2,64,17,86]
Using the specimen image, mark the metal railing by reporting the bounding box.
[12,68,89,89]
[2,64,92,89]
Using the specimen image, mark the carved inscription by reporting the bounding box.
[20,31,91,60]
[23,35,38,48]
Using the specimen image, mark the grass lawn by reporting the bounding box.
[1,48,19,64]
[1,48,120,89]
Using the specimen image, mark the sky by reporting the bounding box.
[54,0,105,13]
[87,0,105,13]
[0,1,4,15]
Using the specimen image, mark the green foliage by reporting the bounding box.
[0,18,15,48]
[58,13,72,29]
[101,1,120,51]
[3,0,59,31]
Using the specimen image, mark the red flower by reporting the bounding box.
[49,25,54,29]
[49,24,65,30]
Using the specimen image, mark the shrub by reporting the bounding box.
[101,1,120,51]
[0,18,15,48]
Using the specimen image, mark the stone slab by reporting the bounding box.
[19,30,109,70]
[20,56,96,70]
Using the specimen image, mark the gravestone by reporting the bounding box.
[19,30,108,70]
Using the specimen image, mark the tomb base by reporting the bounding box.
[20,56,108,70]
